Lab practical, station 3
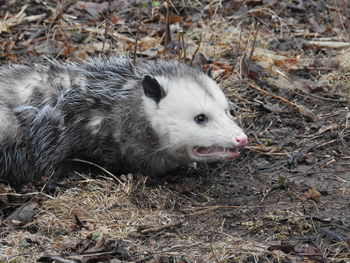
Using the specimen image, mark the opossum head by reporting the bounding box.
[142,68,248,163]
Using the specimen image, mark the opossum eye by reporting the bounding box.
[227,109,235,117]
[206,66,213,79]
[194,114,208,124]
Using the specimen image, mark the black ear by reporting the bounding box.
[142,74,165,103]
[206,66,213,79]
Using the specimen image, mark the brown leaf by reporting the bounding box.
[6,201,38,226]
[305,187,321,202]
[74,1,108,20]
[89,42,111,53]
[62,239,80,252]
[303,243,318,255]
[62,42,74,57]
[205,62,233,78]
[139,36,159,51]
[85,237,106,253]
[296,104,318,121]
[174,178,199,193]
[110,14,125,25]
[2,39,15,54]
[161,14,183,24]
[29,39,63,55]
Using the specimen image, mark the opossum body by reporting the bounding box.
[0,57,248,186]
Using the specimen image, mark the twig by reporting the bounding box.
[53,0,65,59]
[320,227,349,241]
[239,21,255,79]
[133,3,142,64]
[248,82,318,121]
[334,0,348,41]
[102,0,112,54]
[0,191,54,199]
[338,107,350,153]
[133,36,139,64]
[68,158,127,191]
[180,29,186,62]
[314,138,338,149]
[305,156,336,173]
[140,221,182,234]
[178,27,182,61]
[190,33,202,65]
[164,0,171,48]
[209,234,220,263]
[294,89,348,103]
[232,24,243,71]
[245,22,260,77]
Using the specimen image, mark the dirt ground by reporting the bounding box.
[0,0,349,262]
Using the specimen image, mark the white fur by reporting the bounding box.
[0,106,19,139]
[2,71,49,106]
[86,114,105,135]
[72,75,87,92]
[143,74,247,162]
[13,73,42,103]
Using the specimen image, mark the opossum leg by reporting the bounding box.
[13,105,68,180]
[0,140,38,187]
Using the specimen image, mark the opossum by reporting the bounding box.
[0,57,248,187]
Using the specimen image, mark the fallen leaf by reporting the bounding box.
[110,14,125,25]
[6,201,38,226]
[305,187,321,202]
[74,1,108,20]
[174,178,199,193]
[296,104,318,121]
[89,42,111,52]
[29,39,63,55]
[2,39,15,54]
[161,13,183,24]
[139,36,159,51]
[261,102,284,113]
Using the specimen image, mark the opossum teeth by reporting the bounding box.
[193,146,241,159]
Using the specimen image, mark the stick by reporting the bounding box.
[248,82,317,121]
[190,33,202,65]
[140,221,182,234]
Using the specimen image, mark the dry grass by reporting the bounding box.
[1,175,295,262]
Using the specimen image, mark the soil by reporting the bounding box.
[0,1,349,262]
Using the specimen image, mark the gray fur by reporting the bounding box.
[0,57,210,187]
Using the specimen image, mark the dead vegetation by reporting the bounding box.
[0,0,350,262]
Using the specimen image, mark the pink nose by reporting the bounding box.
[234,134,248,146]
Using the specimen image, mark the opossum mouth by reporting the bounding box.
[193,146,240,159]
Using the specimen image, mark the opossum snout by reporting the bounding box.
[234,134,248,147]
